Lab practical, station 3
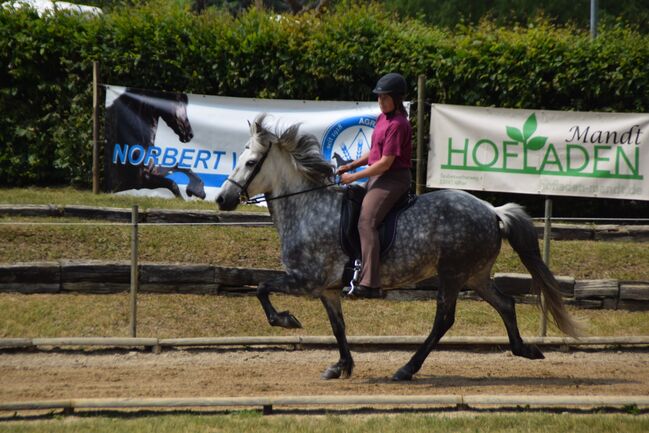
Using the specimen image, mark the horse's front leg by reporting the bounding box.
[320,290,354,380]
[256,274,306,329]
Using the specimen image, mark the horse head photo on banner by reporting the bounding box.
[216,114,582,381]
[104,87,206,199]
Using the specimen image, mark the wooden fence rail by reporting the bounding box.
[1,261,648,310]
[2,393,649,414]
[2,335,649,351]
[2,205,649,241]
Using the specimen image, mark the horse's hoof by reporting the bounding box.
[514,344,545,360]
[321,365,342,380]
[392,367,413,381]
[321,362,353,380]
[275,311,302,329]
[526,345,545,360]
[187,184,206,200]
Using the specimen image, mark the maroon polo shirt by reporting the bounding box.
[368,111,412,171]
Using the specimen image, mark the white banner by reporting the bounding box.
[104,85,384,201]
[427,104,649,201]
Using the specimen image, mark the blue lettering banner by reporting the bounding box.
[104,85,381,201]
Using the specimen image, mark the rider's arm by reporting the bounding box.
[340,155,395,184]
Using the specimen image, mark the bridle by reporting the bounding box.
[225,141,274,203]
[224,139,339,205]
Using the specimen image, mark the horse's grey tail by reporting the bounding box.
[494,203,583,338]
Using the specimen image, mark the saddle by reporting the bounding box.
[339,184,417,284]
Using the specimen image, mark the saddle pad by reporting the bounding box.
[339,184,417,261]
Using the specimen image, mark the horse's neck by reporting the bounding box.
[119,98,158,145]
[139,107,159,143]
[269,179,318,219]
[269,187,341,239]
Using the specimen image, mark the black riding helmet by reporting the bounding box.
[373,72,407,96]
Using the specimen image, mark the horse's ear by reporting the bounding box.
[254,120,263,134]
[252,113,267,135]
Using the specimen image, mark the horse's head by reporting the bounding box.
[158,92,194,143]
[216,114,281,210]
[216,114,334,211]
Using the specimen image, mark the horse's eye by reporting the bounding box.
[245,160,257,167]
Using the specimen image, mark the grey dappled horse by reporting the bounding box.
[216,115,580,381]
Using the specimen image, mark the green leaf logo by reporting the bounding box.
[527,136,547,151]
[506,126,524,142]
[523,113,537,141]
[506,113,547,151]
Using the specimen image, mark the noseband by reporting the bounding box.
[225,141,274,202]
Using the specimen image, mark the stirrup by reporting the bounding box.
[342,259,362,296]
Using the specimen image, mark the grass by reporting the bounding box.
[1,293,648,338]
[1,216,649,279]
[0,412,647,433]
[0,218,281,268]
[0,186,267,212]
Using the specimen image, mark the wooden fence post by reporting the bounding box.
[416,74,426,195]
[130,205,139,337]
[92,61,100,194]
[539,198,552,336]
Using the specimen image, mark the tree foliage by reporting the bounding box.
[1,1,648,201]
[380,0,649,32]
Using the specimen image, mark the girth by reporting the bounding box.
[339,184,417,283]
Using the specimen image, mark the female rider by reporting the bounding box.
[337,73,412,298]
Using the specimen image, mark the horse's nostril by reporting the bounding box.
[216,195,223,204]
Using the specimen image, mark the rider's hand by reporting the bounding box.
[340,172,355,185]
[336,164,351,175]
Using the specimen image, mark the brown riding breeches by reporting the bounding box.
[358,169,411,288]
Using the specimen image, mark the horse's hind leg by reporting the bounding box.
[471,278,544,360]
[393,275,464,381]
[145,173,182,197]
[176,168,206,199]
[320,290,354,380]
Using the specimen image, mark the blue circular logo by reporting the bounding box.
[321,115,377,170]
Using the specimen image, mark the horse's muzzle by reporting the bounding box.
[215,192,239,211]
[179,131,194,143]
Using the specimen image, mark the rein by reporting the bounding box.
[244,181,340,205]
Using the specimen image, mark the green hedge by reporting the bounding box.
[1,1,648,186]
[382,0,649,31]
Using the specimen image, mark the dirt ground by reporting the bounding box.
[1,347,649,403]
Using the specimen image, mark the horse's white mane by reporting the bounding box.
[253,114,334,186]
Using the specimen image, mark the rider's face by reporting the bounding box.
[378,93,395,114]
